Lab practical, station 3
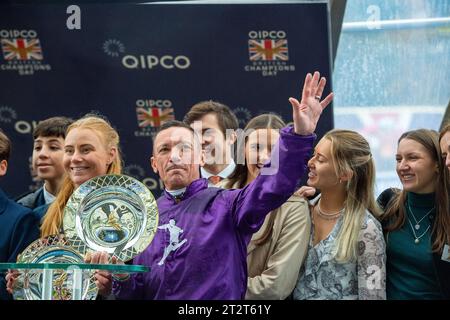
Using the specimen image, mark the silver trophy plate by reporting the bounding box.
[14,235,97,300]
[63,174,158,262]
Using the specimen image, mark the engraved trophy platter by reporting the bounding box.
[13,235,97,300]
[63,174,159,262]
[4,174,157,300]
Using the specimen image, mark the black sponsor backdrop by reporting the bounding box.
[0,3,333,198]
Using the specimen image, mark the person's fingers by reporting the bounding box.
[289,97,300,109]
[314,77,326,99]
[301,73,312,100]
[6,270,19,281]
[99,251,109,264]
[84,252,92,263]
[95,271,112,295]
[6,271,19,294]
[95,272,111,283]
[295,186,316,198]
[90,252,103,264]
[95,280,109,293]
[6,278,13,290]
[295,187,306,197]
[320,92,334,109]
[309,71,320,97]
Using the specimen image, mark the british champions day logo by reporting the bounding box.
[135,99,175,137]
[0,30,51,75]
[244,30,295,77]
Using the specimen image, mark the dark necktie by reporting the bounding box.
[173,193,184,203]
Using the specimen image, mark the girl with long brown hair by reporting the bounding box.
[378,129,450,299]
[222,113,311,299]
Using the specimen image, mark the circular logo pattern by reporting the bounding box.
[123,164,146,180]
[0,106,18,123]
[233,107,252,127]
[102,39,125,57]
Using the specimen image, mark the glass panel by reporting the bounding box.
[334,0,450,195]
[0,262,149,273]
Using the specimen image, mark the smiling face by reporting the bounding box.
[151,126,202,190]
[307,138,340,190]
[245,128,280,182]
[32,136,65,183]
[440,131,450,171]
[196,113,228,168]
[63,128,116,188]
[396,138,438,194]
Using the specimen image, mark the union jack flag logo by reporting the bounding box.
[136,107,175,128]
[1,38,43,60]
[248,39,288,61]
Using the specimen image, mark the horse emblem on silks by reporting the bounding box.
[157,219,187,266]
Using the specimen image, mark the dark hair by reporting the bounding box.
[225,114,285,190]
[0,129,11,162]
[153,120,197,154]
[156,120,194,136]
[183,100,239,135]
[33,116,74,140]
[440,122,450,141]
[225,113,286,246]
[382,129,450,253]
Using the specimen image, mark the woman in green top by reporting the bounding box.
[378,129,450,300]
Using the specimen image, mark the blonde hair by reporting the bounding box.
[323,129,381,263]
[40,115,123,237]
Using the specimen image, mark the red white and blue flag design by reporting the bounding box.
[136,107,175,128]
[1,38,43,60]
[248,39,288,61]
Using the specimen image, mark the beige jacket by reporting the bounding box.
[246,195,311,299]
[219,180,311,300]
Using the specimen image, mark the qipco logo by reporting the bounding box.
[15,120,38,134]
[136,99,172,108]
[122,55,191,70]
[0,29,38,38]
[248,30,286,39]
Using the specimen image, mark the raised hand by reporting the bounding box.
[289,71,333,135]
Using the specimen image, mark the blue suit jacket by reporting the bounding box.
[0,188,40,300]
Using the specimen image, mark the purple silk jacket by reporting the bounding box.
[113,126,315,299]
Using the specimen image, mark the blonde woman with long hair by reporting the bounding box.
[39,114,122,236]
[6,114,123,295]
[293,129,386,300]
